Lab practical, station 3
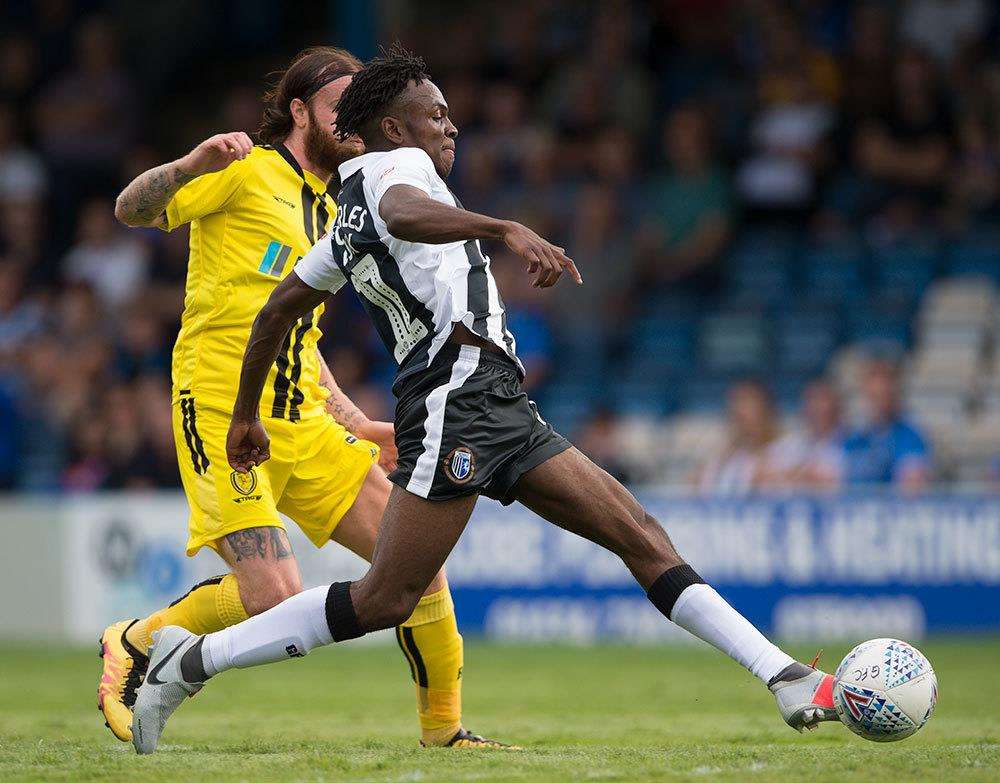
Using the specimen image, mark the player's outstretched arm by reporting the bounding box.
[379,184,582,289]
[317,351,398,472]
[114,132,253,227]
[227,271,328,472]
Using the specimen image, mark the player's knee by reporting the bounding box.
[357,584,422,631]
[242,578,302,616]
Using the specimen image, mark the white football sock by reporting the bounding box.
[670,583,794,684]
[202,585,332,676]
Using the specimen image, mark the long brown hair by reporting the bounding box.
[258,46,362,145]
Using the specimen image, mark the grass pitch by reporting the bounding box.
[0,638,996,782]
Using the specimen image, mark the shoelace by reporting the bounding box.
[809,649,824,669]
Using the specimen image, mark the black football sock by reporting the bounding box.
[646,564,705,619]
[325,581,365,642]
[180,637,210,683]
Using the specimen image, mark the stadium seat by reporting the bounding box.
[775,312,840,375]
[801,239,868,303]
[872,237,940,299]
[699,312,770,374]
[946,227,1000,280]
[679,376,732,412]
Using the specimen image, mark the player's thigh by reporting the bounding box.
[172,400,291,558]
[331,465,448,594]
[511,446,681,585]
[353,486,476,629]
[276,415,379,549]
[216,526,303,615]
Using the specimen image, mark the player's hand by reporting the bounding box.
[227,418,271,473]
[355,419,398,473]
[500,221,582,289]
[180,132,254,177]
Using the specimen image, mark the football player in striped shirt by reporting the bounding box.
[98,46,507,750]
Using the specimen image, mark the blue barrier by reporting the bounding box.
[447,495,1000,640]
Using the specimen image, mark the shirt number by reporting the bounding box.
[353,254,428,363]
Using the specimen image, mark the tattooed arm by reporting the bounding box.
[114,131,254,228]
[317,350,398,472]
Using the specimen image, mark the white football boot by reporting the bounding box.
[131,626,206,754]
[768,653,838,732]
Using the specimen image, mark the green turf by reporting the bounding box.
[0,639,996,782]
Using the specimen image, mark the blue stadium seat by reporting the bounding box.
[680,377,731,413]
[726,259,793,305]
[801,240,867,303]
[872,237,940,298]
[631,317,696,374]
[773,375,809,411]
[699,312,770,374]
[846,307,910,347]
[609,381,673,417]
[775,312,839,375]
[947,229,1000,280]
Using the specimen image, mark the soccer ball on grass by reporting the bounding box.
[833,638,937,742]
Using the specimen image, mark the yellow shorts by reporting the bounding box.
[173,398,380,556]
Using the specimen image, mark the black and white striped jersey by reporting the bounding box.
[295,147,521,388]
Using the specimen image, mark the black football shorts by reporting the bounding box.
[389,343,571,503]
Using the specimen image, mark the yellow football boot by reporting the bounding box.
[422,728,521,750]
[97,619,149,742]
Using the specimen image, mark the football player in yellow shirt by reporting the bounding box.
[98,46,506,750]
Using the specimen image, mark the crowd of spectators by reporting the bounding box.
[695,355,931,495]
[0,1,998,492]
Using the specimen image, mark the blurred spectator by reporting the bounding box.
[114,304,169,380]
[945,112,1000,221]
[489,251,554,389]
[843,358,931,491]
[854,47,953,220]
[736,9,838,214]
[0,263,45,355]
[0,1,996,492]
[0,198,47,271]
[575,407,633,485]
[0,102,47,203]
[638,105,732,290]
[0,34,41,105]
[33,15,135,172]
[769,379,845,490]
[63,198,151,307]
[840,3,895,123]
[33,14,136,240]
[552,184,637,352]
[900,0,990,65]
[696,380,787,496]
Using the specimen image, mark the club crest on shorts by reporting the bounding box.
[443,446,476,484]
[230,468,258,497]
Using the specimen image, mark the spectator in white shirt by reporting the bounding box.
[769,379,845,491]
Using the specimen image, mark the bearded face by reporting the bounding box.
[305,103,364,174]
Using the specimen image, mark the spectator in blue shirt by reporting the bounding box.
[843,358,931,491]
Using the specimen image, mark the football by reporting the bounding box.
[833,638,938,742]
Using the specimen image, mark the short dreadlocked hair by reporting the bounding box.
[334,43,430,143]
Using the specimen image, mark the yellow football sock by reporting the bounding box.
[125,573,249,654]
[397,584,464,746]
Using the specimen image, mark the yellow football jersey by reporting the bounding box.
[164,144,335,420]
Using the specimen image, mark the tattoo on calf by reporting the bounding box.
[225,527,292,562]
[225,529,267,561]
[269,527,292,559]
